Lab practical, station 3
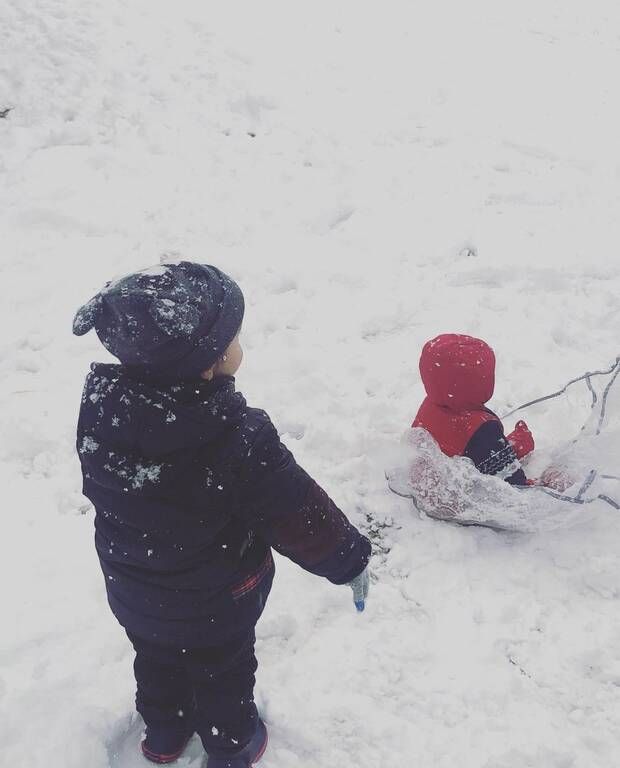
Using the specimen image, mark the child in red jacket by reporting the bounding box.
[412,334,535,486]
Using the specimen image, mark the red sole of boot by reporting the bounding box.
[251,729,268,765]
[141,735,191,764]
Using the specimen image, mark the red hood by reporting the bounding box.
[419,334,495,410]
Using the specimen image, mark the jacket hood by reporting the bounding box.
[77,364,247,494]
[419,334,495,410]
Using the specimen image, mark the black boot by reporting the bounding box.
[207,719,268,768]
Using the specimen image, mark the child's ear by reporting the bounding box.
[200,368,215,381]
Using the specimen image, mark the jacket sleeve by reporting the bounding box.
[463,420,528,486]
[235,420,371,584]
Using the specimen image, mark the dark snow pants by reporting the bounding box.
[127,628,259,758]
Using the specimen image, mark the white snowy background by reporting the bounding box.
[2,1,620,766]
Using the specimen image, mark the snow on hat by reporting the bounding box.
[72,262,244,378]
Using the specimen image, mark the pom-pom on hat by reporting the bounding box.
[73,262,244,379]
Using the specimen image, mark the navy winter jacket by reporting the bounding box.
[77,364,371,647]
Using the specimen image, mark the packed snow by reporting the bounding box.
[2,1,620,767]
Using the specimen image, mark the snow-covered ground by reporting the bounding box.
[2,2,620,766]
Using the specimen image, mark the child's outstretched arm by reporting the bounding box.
[235,418,372,597]
[463,420,528,486]
[470,419,575,491]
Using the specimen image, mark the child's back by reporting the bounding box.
[79,363,366,645]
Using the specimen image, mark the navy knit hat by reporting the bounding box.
[72,262,244,379]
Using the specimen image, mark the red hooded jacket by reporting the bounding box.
[413,334,497,456]
[413,334,529,485]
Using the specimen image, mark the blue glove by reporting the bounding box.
[348,567,370,612]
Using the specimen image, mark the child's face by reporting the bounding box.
[202,333,243,380]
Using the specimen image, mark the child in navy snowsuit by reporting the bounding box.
[73,262,371,767]
[412,334,535,486]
